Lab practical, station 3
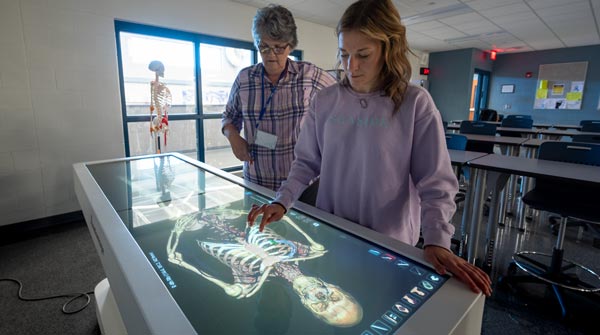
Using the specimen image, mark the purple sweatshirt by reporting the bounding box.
[274,84,458,249]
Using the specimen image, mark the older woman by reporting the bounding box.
[222,4,335,191]
[248,0,492,297]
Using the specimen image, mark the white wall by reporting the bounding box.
[408,50,430,88]
[0,0,339,226]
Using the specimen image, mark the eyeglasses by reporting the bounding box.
[258,44,289,55]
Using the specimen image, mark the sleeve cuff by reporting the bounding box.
[270,201,288,214]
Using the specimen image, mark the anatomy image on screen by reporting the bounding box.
[166,208,363,327]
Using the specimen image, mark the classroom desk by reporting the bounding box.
[447,124,460,132]
[552,124,582,130]
[520,138,550,152]
[536,129,599,139]
[446,127,541,138]
[462,154,600,273]
[448,121,552,130]
[496,127,539,137]
[447,122,502,129]
[448,149,489,165]
[461,134,529,221]
[447,150,489,258]
[458,134,529,154]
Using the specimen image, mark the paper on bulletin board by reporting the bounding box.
[566,92,582,101]
[552,84,565,96]
[565,81,584,109]
[566,101,581,109]
[535,98,567,109]
[536,89,548,99]
[571,81,584,92]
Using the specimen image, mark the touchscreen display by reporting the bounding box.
[87,155,448,335]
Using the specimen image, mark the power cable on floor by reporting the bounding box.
[0,278,94,314]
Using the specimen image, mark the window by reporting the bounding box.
[119,32,197,159]
[199,44,252,169]
[115,21,303,171]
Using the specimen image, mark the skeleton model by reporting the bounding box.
[167,208,363,327]
[148,60,171,153]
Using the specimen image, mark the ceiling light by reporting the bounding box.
[402,3,473,25]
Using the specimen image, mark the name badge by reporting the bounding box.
[255,130,277,149]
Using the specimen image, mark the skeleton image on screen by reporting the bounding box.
[166,209,363,327]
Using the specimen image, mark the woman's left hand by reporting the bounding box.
[424,245,492,296]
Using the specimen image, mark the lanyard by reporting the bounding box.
[255,67,286,129]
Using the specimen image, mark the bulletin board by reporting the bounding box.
[533,61,587,110]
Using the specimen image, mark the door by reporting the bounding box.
[470,69,490,120]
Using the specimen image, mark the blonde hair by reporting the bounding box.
[335,0,412,110]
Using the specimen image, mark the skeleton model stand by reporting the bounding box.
[148,60,171,154]
[155,156,174,206]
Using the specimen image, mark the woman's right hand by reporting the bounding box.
[247,203,286,232]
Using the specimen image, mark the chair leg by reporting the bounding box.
[499,263,569,317]
[499,216,600,318]
[548,217,568,275]
[550,216,598,241]
[551,284,567,318]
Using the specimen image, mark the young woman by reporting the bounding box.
[247,0,492,296]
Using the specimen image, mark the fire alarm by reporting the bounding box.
[490,50,497,61]
[419,67,430,75]
[525,72,533,78]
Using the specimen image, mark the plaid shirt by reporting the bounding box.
[222,60,336,190]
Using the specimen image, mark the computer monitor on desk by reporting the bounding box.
[74,153,484,335]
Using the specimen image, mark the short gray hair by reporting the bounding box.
[252,4,298,49]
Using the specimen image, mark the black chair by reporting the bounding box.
[479,109,498,121]
[500,141,600,317]
[572,134,600,144]
[580,120,600,133]
[581,123,600,133]
[548,134,600,237]
[499,117,534,137]
[459,121,497,153]
[579,120,600,126]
